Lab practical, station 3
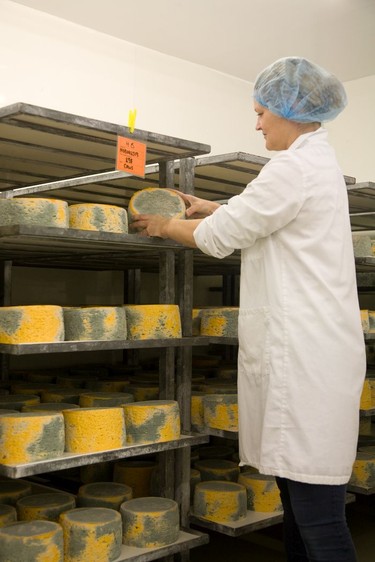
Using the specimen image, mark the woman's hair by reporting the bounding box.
[253,57,347,123]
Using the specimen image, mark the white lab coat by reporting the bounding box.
[194,128,366,484]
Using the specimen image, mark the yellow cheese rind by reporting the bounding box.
[69,203,128,234]
[238,473,282,512]
[194,459,240,482]
[0,520,64,561]
[124,304,181,340]
[63,306,127,341]
[63,407,126,453]
[123,400,180,445]
[200,307,239,337]
[350,452,375,487]
[113,460,157,498]
[77,482,132,510]
[0,198,68,228]
[16,492,76,522]
[0,305,64,344]
[0,480,32,506]
[360,379,372,409]
[0,504,17,527]
[203,394,238,431]
[194,481,247,523]
[128,187,186,224]
[79,391,134,408]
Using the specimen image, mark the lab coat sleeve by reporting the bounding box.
[194,150,306,258]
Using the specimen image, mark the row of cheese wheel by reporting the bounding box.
[0,400,180,465]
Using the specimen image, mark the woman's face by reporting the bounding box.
[254,101,299,151]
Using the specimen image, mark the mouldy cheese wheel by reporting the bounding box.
[369,311,375,333]
[360,379,372,409]
[352,234,372,257]
[0,197,68,228]
[361,310,370,333]
[63,407,126,453]
[124,304,181,340]
[128,384,159,402]
[22,402,79,413]
[0,305,64,344]
[191,392,205,432]
[0,412,65,465]
[0,504,17,527]
[77,482,132,510]
[0,395,40,411]
[59,507,122,562]
[194,459,240,482]
[63,306,127,341]
[204,394,238,431]
[200,380,237,395]
[79,391,134,408]
[113,460,157,498]
[193,481,247,523]
[0,520,64,561]
[123,400,180,445]
[350,452,375,488]
[0,480,32,506]
[127,187,186,224]
[41,389,81,404]
[121,496,179,548]
[16,492,76,522]
[238,473,282,512]
[80,461,113,484]
[69,203,128,234]
[200,307,239,337]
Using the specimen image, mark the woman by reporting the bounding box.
[132,57,366,562]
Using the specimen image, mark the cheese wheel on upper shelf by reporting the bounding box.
[0,504,17,527]
[0,412,65,465]
[120,497,179,548]
[123,400,180,445]
[79,391,134,408]
[0,480,32,506]
[63,407,126,453]
[193,481,247,523]
[238,473,282,512]
[0,520,64,562]
[69,203,128,234]
[200,307,239,337]
[113,460,157,498]
[77,482,132,510]
[128,187,186,225]
[350,452,375,488]
[194,459,240,482]
[124,304,181,340]
[0,197,68,228]
[0,305,64,344]
[59,507,122,562]
[63,306,127,341]
[204,393,238,431]
[16,492,76,522]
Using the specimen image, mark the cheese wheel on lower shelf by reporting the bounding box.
[123,400,180,444]
[0,412,65,465]
[63,407,126,453]
[120,497,179,548]
[0,520,64,561]
[194,459,240,482]
[128,384,159,402]
[22,402,79,413]
[69,203,128,234]
[0,305,64,344]
[200,307,239,337]
[0,197,68,228]
[193,481,247,523]
[204,394,238,431]
[16,492,76,522]
[41,389,81,404]
[0,504,17,527]
[63,306,127,341]
[79,391,134,408]
[90,379,131,392]
[238,473,282,512]
[350,452,375,487]
[113,460,157,498]
[124,304,181,339]
[59,507,122,562]
[0,480,32,506]
[0,395,40,410]
[77,482,132,510]
[128,187,186,224]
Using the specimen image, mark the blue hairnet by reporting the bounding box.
[253,57,347,123]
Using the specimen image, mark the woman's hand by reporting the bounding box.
[130,214,170,238]
[175,192,221,218]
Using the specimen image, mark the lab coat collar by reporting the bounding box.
[289,127,327,151]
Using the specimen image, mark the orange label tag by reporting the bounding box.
[116,136,146,177]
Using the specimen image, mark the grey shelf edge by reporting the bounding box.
[347,484,375,496]
[0,433,209,479]
[203,427,239,440]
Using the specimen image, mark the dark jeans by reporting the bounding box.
[276,477,357,562]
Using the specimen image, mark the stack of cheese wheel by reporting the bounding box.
[59,507,122,562]
[0,505,17,527]
[200,307,239,337]
[0,411,65,465]
[41,389,81,404]
[0,197,68,228]
[63,407,126,453]
[69,203,128,234]
[0,480,32,506]
[238,473,282,512]
[113,460,157,498]
[63,306,127,341]
[77,482,132,510]
[123,400,180,445]
[203,393,238,431]
[194,459,240,482]
[0,520,64,561]
[127,187,186,225]
[193,481,247,523]
[121,497,179,548]
[124,304,182,340]
[16,492,76,522]
[0,305,64,344]
[0,395,40,410]
[350,452,375,488]
[79,391,134,408]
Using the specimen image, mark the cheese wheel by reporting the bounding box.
[193,481,247,523]
[361,310,370,333]
[55,374,98,388]
[80,461,113,484]
[204,394,238,431]
[128,187,186,224]
[90,379,130,392]
[77,482,132,510]
[123,400,180,445]
[113,460,157,498]
[353,234,372,257]
[63,407,126,453]
[0,197,68,228]
[41,389,81,404]
[120,497,179,547]
[0,480,32,506]
[59,507,122,562]
[16,492,76,522]
[0,395,40,411]
[200,307,239,337]
[69,203,128,234]
[191,392,205,432]
[238,473,282,512]
[128,384,159,402]
[350,452,375,487]
[22,402,79,412]
[360,379,372,409]
[194,459,240,482]
[369,311,375,333]
[0,504,17,527]
[0,305,64,344]
[0,520,64,561]
[200,380,237,394]
[124,304,181,340]
[79,391,134,408]
[10,382,56,396]
[0,412,65,465]
[63,306,127,341]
